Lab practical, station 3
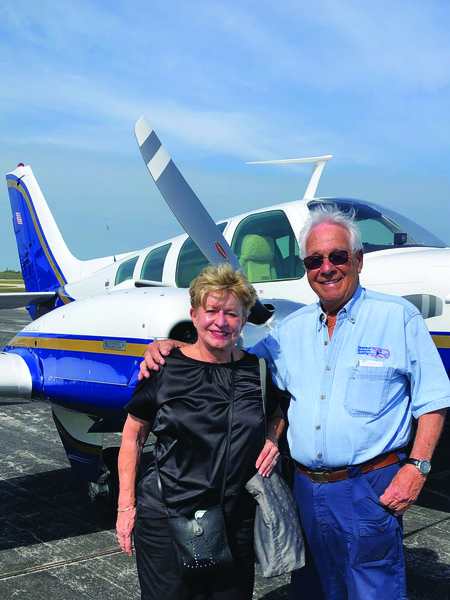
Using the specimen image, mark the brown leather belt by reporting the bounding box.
[294,450,401,484]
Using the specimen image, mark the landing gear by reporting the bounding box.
[88,446,120,518]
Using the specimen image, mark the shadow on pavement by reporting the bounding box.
[405,546,450,600]
[0,467,114,551]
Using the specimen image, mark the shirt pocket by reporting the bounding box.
[344,365,393,417]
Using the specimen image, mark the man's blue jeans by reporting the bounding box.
[292,458,407,600]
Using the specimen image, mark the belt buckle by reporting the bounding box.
[308,470,331,483]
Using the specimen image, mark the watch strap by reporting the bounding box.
[406,458,431,474]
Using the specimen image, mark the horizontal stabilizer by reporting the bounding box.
[0,292,56,310]
[247,155,333,200]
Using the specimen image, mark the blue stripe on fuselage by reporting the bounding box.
[4,332,154,420]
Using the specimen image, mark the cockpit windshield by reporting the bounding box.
[308,199,446,253]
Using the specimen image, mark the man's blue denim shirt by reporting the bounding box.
[252,285,450,469]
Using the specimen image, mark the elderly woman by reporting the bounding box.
[116,263,285,600]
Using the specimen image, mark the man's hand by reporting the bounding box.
[380,409,446,515]
[379,463,427,516]
[138,339,183,380]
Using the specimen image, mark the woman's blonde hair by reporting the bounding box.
[189,263,257,317]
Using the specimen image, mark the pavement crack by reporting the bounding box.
[0,547,122,580]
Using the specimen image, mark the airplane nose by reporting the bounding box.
[0,352,32,399]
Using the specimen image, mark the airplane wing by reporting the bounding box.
[135,116,271,324]
[0,292,56,310]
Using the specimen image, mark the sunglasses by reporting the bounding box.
[303,249,353,271]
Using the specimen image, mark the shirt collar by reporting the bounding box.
[317,284,364,330]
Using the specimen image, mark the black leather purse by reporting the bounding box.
[155,355,235,580]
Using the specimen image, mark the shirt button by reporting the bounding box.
[316,425,321,430]
[326,365,331,371]
[317,452,322,459]
[320,394,325,399]
[324,341,328,346]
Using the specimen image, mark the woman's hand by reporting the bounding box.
[116,507,136,555]
[255,438,280,478]
[117,415,151,555]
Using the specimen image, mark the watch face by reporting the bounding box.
[419,460,432,475]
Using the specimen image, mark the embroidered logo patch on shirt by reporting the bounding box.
[358,346,390,359]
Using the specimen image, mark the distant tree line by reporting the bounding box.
[0,269,23,280]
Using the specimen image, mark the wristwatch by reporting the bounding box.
[406,458,431,475]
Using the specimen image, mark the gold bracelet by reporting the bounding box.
[266,434,278,446]
[117,505,136,513]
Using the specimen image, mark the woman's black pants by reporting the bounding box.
[134,512,255,600]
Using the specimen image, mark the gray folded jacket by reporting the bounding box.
[246,469,305,578]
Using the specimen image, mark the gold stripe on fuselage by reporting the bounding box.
[8,335,148,357]
[57,286,73,304]
[431,334,450,350]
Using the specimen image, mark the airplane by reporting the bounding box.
[1,116,449,514]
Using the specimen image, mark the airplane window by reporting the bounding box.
[308,199,446,253]
[176,223,227,288]
[357,219,400,247]
[141,243,171,282]
[231,211,305,282]
[115,256,139,286]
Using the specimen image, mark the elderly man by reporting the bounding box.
[140,207,450,600]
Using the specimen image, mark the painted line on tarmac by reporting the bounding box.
[0,547,123,581]
[403,515,450,539]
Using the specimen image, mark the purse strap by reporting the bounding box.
[220,353,235,504]
[156,353,236,518]
[259,357,266,417]
[259,357,267,448]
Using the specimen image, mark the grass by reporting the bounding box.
[0,279,26,293]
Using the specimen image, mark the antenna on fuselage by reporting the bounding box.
[247,155,333,200]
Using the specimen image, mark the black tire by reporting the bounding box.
[170,322,197,344]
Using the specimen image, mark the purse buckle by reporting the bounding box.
[192,521,204,536]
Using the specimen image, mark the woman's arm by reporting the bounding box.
[116,414,152,555]
[255,404,285,477]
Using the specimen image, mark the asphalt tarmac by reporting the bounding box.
[0,308,449,600]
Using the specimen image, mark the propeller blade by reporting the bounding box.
[135,116,271,324]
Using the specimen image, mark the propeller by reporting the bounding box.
[135,116,271,324]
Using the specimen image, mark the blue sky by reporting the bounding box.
[1,0,449,270]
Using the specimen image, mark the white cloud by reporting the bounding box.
[0,0,449,271]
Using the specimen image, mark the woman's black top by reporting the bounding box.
[125,348,282,520]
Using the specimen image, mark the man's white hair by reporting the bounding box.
[299,205,363,258]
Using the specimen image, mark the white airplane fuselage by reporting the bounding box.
[2,148,449,490]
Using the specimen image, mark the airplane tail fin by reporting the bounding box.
[6,165,82,293]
